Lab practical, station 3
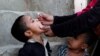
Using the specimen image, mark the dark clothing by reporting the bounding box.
[51,0,100,37]
[18,42,51,56]
[92,39,100,56]
[53,14,77,24]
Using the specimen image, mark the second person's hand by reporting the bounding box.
[43,25,55,37]
[38,12,54,26]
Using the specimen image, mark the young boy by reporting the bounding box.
[58,31,97,56]
[11,15,51,56]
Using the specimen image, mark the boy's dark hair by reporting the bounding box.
[84,31,98,46]
[11,15,29,42]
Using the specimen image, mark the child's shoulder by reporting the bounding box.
[57,44,68,56]
[58,44,68,49]
[18,42,46,56]
[21,42,38,50]
[24,42,43,48]
[19,42,43,53]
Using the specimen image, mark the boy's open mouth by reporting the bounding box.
[39,23,44,30]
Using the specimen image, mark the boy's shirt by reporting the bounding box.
[58,45,89,56]
[18,38,51,56]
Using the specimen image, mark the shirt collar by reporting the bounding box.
[28,38,48,46]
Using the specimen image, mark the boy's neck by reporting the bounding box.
[31,34,44,45]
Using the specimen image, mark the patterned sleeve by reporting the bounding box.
[57,45,68,56]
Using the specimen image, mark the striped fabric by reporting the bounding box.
[58,45,89,56]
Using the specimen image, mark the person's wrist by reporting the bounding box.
[49,15,54,24]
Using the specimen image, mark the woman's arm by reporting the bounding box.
[51,0,100,37]
[53,0,97,24]
[53,14,77,24]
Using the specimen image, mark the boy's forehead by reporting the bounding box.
[23,15,37,20]
[23,15,32,20]
[23,15,31,18]
[25,12,40,19]
[22,15,32,22]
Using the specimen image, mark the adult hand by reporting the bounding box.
[38,12,54,26]
[43,26,55,37]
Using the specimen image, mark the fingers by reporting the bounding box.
[38,12,52,21]
[41,25,55,37]
[38,15,52,25]
[38,14,44,21]
[38,12,48,19]
[44,29,55,37]
[37,12,53,25]
[41,21,52,26]
[42,26,50,31]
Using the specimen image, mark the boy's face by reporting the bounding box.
[67,34,87,50]
[23,15,44,34]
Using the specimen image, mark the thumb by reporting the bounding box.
[41,21,52,26]
[41,26,50,31]
[38,14,44,21]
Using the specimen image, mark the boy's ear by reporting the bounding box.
[24,30,33,37]
[81,44,88,49]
